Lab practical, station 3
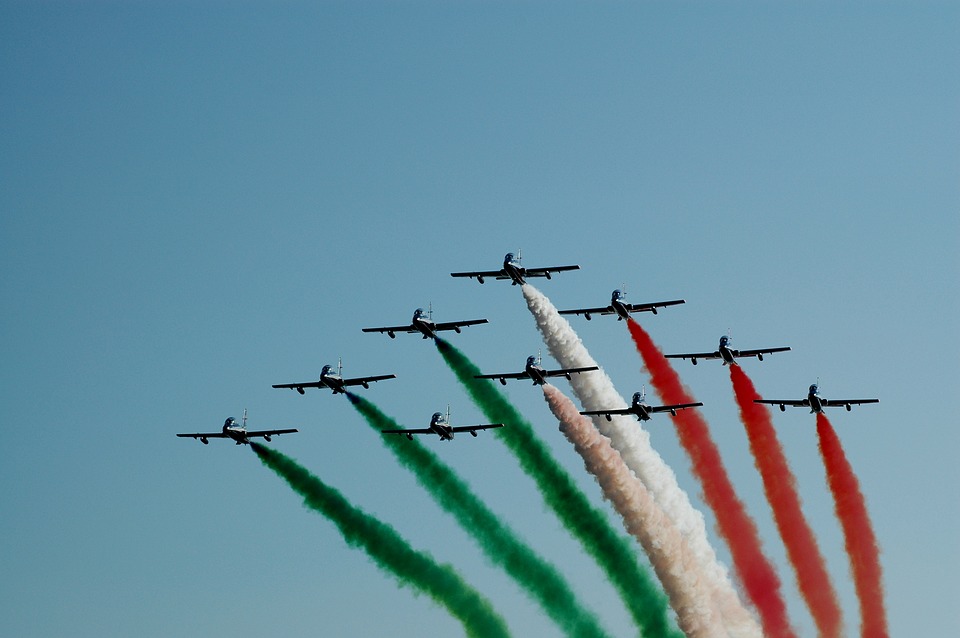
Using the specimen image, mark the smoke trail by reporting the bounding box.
[815,414,889,638]
[522,284,762,638]
[729,365,843,637]
[249,443,512,638]
[627,319,795,636]
[435,338,681,638]
[626,318,796,638]
[542,383,726,638]
[347,393,611,638]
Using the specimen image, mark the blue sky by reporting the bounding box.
[2,2,957,636]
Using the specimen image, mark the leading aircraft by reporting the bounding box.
[450,251,579,286]
[380,409,504,441]
[176,409,298,445]
[665,335,791,366]
[272,360,396,395]
[580,390,703,422]
[754,383,879,413]
[474,354,599,386]
[362,307,488,340]
[559,289,685,321]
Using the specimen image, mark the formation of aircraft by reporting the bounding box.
[176,409,297,445]
[559,289,685,321]
[665,335,791,366]
[272,360,396,395]
[474,354,599,386]
[179,251,880,448]
[451,252,579,286]
[380,408,504,441]
[755,383,879,413]
[362,307,488,340]
[580,390,703,422]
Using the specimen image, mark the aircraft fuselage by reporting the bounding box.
[503,259,526,285]
[524,362,549,385]
[412,312,438,339]
[319,372,347,394]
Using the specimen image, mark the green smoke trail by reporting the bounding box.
[435,338,682,638]
[347,394,611,638]
[250,443,512,638]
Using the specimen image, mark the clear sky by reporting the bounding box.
[2,2,957,636]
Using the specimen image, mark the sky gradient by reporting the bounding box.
[2,3,957,636]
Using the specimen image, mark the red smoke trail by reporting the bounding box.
[626,318,796,638]
[816,413,889,638]
[729,365,844,637]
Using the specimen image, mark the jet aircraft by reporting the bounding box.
[450,252,579,286]
[362,307,488,339]
[559,289,685,321]
[272,360,396,395]
[474,354,599,386]
[665,335,790,366]
[380,409,503,441]
[754,383,879,413]
[176,409,297,445]
[580,390,703,422]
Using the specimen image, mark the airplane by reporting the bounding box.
[176,409,297,445]
[579,389,703,422]
[450,251,579,286]
[362,307,488,340]
[665,335,791,366]
[272,360,396,395]
[380,408,504,441]
[474,354,599,386]
[754,383,879,413]
[559,289,685,321]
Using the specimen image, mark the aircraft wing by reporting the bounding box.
[664,351,721,361]
[176,431,229,439]
[823,398,880,408]
[450,269,507,282]
[543,365,600,378]
[272,381,324,390]
[474,371,529,381]
[647,402,703,413]
[734,346,791,359]
[626,299,686,313]
[361,324,418,335]
[246,428,299,438]
[524,265,580,278]
[558,305,614,317]
[579,408,633,418]
[754,399,809,408]
[433,318,489,332]
[341,374,397,387]
[381,428,434,436]
[449,423,504,434]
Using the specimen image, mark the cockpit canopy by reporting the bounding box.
[632,391,645,403]
[612,289,623,300]
[431,412,444,423]
[526,355,538,366]
[321,364,334,376]
[224,417,237,428]
[719,335,731,346]
[809,384,819,394]
[414,308,426,318]
[504,252,515,263]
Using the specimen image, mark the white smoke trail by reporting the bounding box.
[523,284,761,638]
[543,383,726,638]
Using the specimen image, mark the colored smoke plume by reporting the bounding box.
[542,383,726,638]
[522,284,762,638]
[816,414,889,638]
[729,365,843,637]
[626,318,796,638]
[346,393,612,638]
[250,443,511,638]
[435,337,681,638]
